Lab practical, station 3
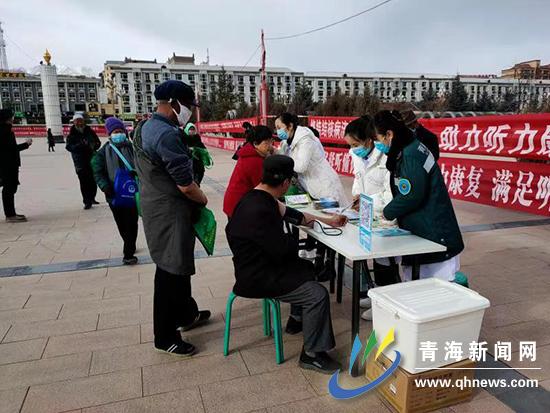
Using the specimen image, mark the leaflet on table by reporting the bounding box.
[374,228,411,237]
[284,194,311,208]
[321,207,359,220]
[312,197,339,210]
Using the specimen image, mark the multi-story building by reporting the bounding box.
[501,59,550,80]
[0,71,101,116]
[102,55,303,115]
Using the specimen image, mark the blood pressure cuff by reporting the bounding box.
[283,206,304,226]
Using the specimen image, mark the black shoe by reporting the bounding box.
[92,200,100,205]
[179,310,211,332]
[155,341,196,357]
[299,349,341,374]
[285,316,303,335]
[84,204,92,210]
[316,263,336,283]
[123,256,138,265]
[6,215,27,223]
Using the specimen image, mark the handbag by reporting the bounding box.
[193,207,217,256]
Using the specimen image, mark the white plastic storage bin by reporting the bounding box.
[368,278,490,374]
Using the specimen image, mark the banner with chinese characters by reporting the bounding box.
[439,158,550,216]
[197,117,258,134]
[201,135,245,152]
[421,114,550,161]
[12,124,132,137]
[323,147,355,176]
[308,116,356,144]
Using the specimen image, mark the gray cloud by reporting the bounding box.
[2,0,549,76]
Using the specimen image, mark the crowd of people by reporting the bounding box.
[0,79,464,375]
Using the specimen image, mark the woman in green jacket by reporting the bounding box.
[373,110,464,281]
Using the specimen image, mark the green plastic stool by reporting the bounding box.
[453,272,469,288]
[223,291,284,364]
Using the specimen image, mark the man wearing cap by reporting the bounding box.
[133,80,210,357]
[66,113,101,209]
[0,109,33,222]
[226,154,347,374]
[400,110,440,161]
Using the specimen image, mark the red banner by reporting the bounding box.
[12,124,133,137]
[308,116,355,144]
[323,147,355,176]
[439,158,550,216]
[197,117,258,134]
[420,114,550,161]
[202,135,245,152]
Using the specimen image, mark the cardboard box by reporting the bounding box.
[366,352,475,413]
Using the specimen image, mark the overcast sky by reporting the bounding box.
[2,0,549,76]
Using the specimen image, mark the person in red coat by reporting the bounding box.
[223,125,274,218]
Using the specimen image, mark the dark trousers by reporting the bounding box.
[109,205,138,259]
[1,182,17,218]
[154,266,199,347]
[48,144,55,152]
[373,260,401,286]
[277,281,335,353]
[76,167,97,205]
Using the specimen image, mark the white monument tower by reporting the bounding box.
[39,49,64,142]
[0,22,8,71]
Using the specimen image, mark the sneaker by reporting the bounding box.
[285,316,302,335]
[83,204,92,210]
[360,297,372,309]
[178,310,211,332]
[361,308,373,321]
[299,349,341,374]
[123,256,138,265]
[298,249,317,260]
[155,341,196,357]
[6,215,27,222]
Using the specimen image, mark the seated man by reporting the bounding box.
[226,155,347,374]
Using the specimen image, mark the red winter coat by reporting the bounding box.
[223,143,265,217]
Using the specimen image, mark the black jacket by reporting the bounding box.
[0,123,30,184]
[415,124,440,161]
[226,189,314,298]
[65,125,101,171]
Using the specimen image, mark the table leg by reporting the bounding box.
[336,254,344,303]
[361,261,375,289]
[412,256,420,281]
[351,260,362,377]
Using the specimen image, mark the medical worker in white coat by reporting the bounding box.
[276,113,349,206]
[344,115,401,321]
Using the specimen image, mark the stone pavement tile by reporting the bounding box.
[0,387,28,413]
[207,280,236,298]
[267,393,389,413]
[21,368,142,413]
[3,314,98,343]
[24,288,104,308]
[0,277,72,297]
[97,308,152,330]
[102,283,153,299]
[488,320,550,348]
[89,342,185,375]
[199,368,315,413]
[0,322,10,342]
[142,353,249,396]
[43,325,140,358]
[0,274,41,288]
[507,344,550,381]
[60,296,139,318]
[450,394,514,412]
[0,352,91,391]
[0,338,47,365]
[240,340,304,375]
[0,294,29,311]
[82,388,204,413]
[0,304,61,324]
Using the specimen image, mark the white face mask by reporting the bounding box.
[172,100,192,126]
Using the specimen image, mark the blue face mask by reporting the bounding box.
[374,141,390,154]
[111,133,127,144]
[277,128,289,141]
[352,146,372,159]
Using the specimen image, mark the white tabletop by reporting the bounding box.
[296,207,447,262]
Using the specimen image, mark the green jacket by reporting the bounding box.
[91,140,135,202]
[383,139,464,265]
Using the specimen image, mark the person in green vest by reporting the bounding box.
[373,110,464,281]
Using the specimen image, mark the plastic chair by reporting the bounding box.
[223,291,284,364]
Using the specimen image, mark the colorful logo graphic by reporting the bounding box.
[328,328,401,399]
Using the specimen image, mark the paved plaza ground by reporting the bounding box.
[0,139,549,412]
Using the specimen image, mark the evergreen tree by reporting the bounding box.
[447,76,471,111]
[497,90,519,113]
[474,91,496,112]
[210,66,237,120]
[419,88,438,111]
[288,82,314,115]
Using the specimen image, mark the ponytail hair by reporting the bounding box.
[373,110,415,172]
[344,114,375,144]
[277,112,300,131]
[246,125,273,145]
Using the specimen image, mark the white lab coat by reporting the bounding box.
[279,126,349,205]
[350,148,394,223]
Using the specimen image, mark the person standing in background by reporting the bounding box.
[400,110,440,161]
[0,109,33,222]
[65,114,101,209]
[47,128,55,152]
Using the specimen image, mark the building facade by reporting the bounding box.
[501,59,550,80]
[0,71,101,116]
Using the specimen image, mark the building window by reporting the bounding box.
[175,73,182,80]
[78,92,85,100]
[162,73,170,81]
[154,73,159,80]
[89,92,96,99]
[2,91,10,99]
[69,92,76,100]
[120,73,128,82]
[188,74,195,81]
[249,76,255,83]
[134,72,141,80]
[123,106,131,113]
